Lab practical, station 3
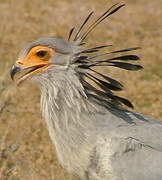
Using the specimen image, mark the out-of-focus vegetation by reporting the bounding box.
[0,0,161,179]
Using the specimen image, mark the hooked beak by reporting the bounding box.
[10,62,49,85]
[10,64,21,81]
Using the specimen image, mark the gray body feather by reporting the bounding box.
[36,67,162,180]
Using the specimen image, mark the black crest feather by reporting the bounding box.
[69,3,143,109]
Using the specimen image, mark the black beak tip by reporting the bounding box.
[10,65,21,80]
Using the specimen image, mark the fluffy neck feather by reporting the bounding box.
[37,67,102,143]
[37,67,101,170]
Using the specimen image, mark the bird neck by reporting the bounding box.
[38,68,133,167]
[38,68,103,170]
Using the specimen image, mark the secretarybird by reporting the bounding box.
[10,3,162,180]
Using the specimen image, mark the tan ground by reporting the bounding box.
[0,0,162,179]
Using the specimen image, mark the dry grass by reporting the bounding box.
[0,0,162,179]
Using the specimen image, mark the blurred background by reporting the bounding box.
[0,0,161,179]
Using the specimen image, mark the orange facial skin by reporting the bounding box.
[14,46,55,84]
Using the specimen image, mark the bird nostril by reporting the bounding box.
[16,61,23,65]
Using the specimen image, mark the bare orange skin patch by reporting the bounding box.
[15,46,55,84]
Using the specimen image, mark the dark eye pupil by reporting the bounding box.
[36,50,47,57]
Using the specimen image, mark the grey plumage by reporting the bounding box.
[11,3,162,180]
[37,66,162,180]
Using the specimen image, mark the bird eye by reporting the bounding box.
[36,50,47,58]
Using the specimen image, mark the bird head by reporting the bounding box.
[10,3,143,109]
[10,37,79,84]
